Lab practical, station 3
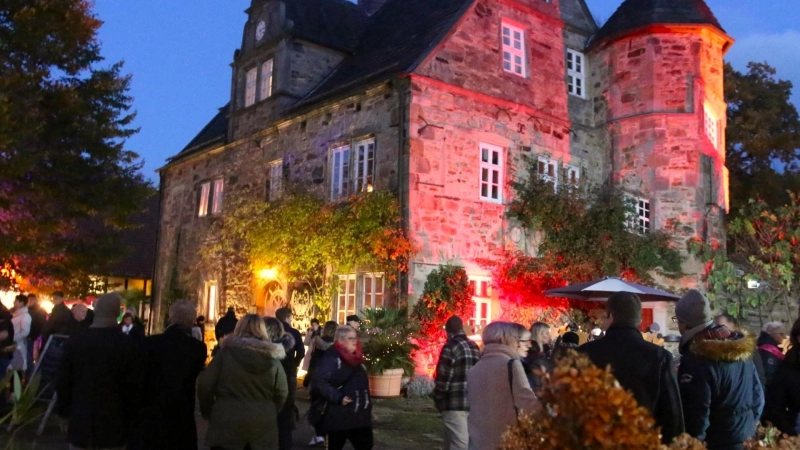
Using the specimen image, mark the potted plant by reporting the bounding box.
[361,308,418,397]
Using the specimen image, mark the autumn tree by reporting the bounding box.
[725,62,800,211]
[0,1,152,291]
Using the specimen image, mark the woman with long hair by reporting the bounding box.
[198,314,288,450]
[763,317,800,436]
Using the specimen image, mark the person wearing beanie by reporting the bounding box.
[56,292,142,450]
[580,292,684,444]
[433,316,480,450]
[675,289,764,449]
[346,314,362,331]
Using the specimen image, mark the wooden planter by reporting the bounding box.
[368,368,404,398]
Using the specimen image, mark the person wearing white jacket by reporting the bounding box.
[10,294,32,372]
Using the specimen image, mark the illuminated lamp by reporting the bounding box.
[259,268,278,280]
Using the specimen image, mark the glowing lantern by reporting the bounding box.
[259,268,278,280]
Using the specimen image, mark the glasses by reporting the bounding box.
[671,316,679,324]
[517,339,532,344]
[344,336,358,341]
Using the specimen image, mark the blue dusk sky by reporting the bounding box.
[91,0,800,181]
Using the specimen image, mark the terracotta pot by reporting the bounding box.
[368,368,404,398]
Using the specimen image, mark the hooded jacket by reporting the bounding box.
[757,331,784,386]
[197,336,289,450]
[679,325,764,450]
[315,346,372,433]
[763,346,800,436]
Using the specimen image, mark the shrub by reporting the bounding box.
[405,375,435,398]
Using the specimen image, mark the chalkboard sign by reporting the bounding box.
[31,335,69,401]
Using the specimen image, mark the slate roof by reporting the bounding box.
[283,0,368,53]
[593,0,725,45]
[171,104,229,161]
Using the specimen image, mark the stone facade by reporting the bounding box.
[153,0,733,333]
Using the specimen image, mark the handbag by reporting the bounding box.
[507,359,518,417]
[307,366,359,430]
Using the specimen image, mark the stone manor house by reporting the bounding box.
[153,0,733,332]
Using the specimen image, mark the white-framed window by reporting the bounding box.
[704,104,718,150]
[198,182,211,217]
[501,22,526,77]
[627,196,651,234]
[566,49,585,98]
[354,139,375,193]
[337,274,357,324]
[205,281,218,323]
[479,143,504,203]
[537,156,558,191]
[330,146,350,200]
[245,67,257,107]
[260,59,274,100]
[564,164,581,188]
[363,273,385,310]
[211,179,224,214]
[469,278,492,331]
[267,159,282,201]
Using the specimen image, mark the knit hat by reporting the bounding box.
[345,315,361,324]
[90,292,122,328]
[445,316,464,335]
[675,289,712,329]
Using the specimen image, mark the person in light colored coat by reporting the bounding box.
[467,321,539,450]
[10,295,32,372]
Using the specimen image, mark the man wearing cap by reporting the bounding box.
[580,292,684,444]
[433,316,480,450]
[56,292,142,450]
[675,289,763,449]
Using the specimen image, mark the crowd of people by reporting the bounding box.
[434,290,800,450]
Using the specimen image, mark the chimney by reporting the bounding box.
[358,0,388,15]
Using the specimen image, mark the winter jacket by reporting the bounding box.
[214,310,237,340]
[467,343,539,450]
[197,336,288,450]
[0,306,15,359]
[276,332,298,450]
[757,331,784,386]
[433,332,481,412]
[302,327,322,370]
[523,350,554,393]
[679,325,764,450]
[763,347,800,436]
[129,325,207,450]
[282,322,306,372]
[11,307,31,370]
[580,325,684,444]
[305,335,333,388]
[27,304,46,341]
[315,346,373,433]
[42,302,72,345]
[55,327,142,449]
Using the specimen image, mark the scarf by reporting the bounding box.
[759,343,785,361]
[334,340,364,367]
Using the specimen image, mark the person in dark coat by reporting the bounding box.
[757,322,787,387]
[715,314,767,387]
[67,303,92,335]
[305,320,337,445]
[763,317,800,436]
[676,290,763,450]
[524,322,554,393]
[42,291,72,346]
[579,292,684,444]
[215,307,237,341]
[274,307,305,450]
[25,294,46,379]
[119,313,145,341]
[0,302,15,375]
[315,326,373,450]
[56,292,142,450]
[129,300,207,450]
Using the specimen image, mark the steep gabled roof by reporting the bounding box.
[297,0,474,107]
[171,104,229,161]
[284,0,368,53]
[593,0,725,45]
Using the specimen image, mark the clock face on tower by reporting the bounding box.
[255,21,266,41]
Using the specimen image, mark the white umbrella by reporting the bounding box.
[543,276,680,302]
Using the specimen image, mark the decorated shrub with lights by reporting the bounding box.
[361,308,418,375]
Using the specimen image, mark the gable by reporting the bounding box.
[560,0,598,35]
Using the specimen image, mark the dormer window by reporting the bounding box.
[260,59,274,100]
[243,58,275,108]
[245,68,257,107]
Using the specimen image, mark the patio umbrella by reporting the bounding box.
[543,276,680,302]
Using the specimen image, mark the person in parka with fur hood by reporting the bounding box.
[198,314,289,450]
[675,290,764,450]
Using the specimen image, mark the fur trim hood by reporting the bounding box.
[276,332,295,353]
[312,335,333,352]
[688,326,756,362]
[220,336,286,373]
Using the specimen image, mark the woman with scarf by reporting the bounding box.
[314,325,373,450]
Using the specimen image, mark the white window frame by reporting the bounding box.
[267,159,283,201]
[205,281,218,323]
[336,274,357,324]
[704,104,719,150]
[198,182,211,217]
[362,273,385,310]
[537,156,558,192]
[564,164,581,188]
[211,178,224,214]
[479,143,504,203]
[354,139,375,193]
[501,22,526,77]
[566,49,586,98]
[260,59,274,100]
[245,67,257,107]
[627,196,651,235]
[330,146,350,200]
[469,277,492,331]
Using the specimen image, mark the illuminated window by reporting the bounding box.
[501,23,526,77]
[199,179,224,217]
[245,67,257,107]
[330,146,350,200]
[704,105,718,149]
[337,274,357,324]
[479,143,504,203]
[198,182,211,217]
[537,156,558,191]
[567,49,585,98]
[205,281,218,322]
[212,179,224,214]
[267,159,282,201]
[627,196,651,234]
[260,59,274,100]
[362,273,385,310]
[469,278,492,331]
[354,139,375,193]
